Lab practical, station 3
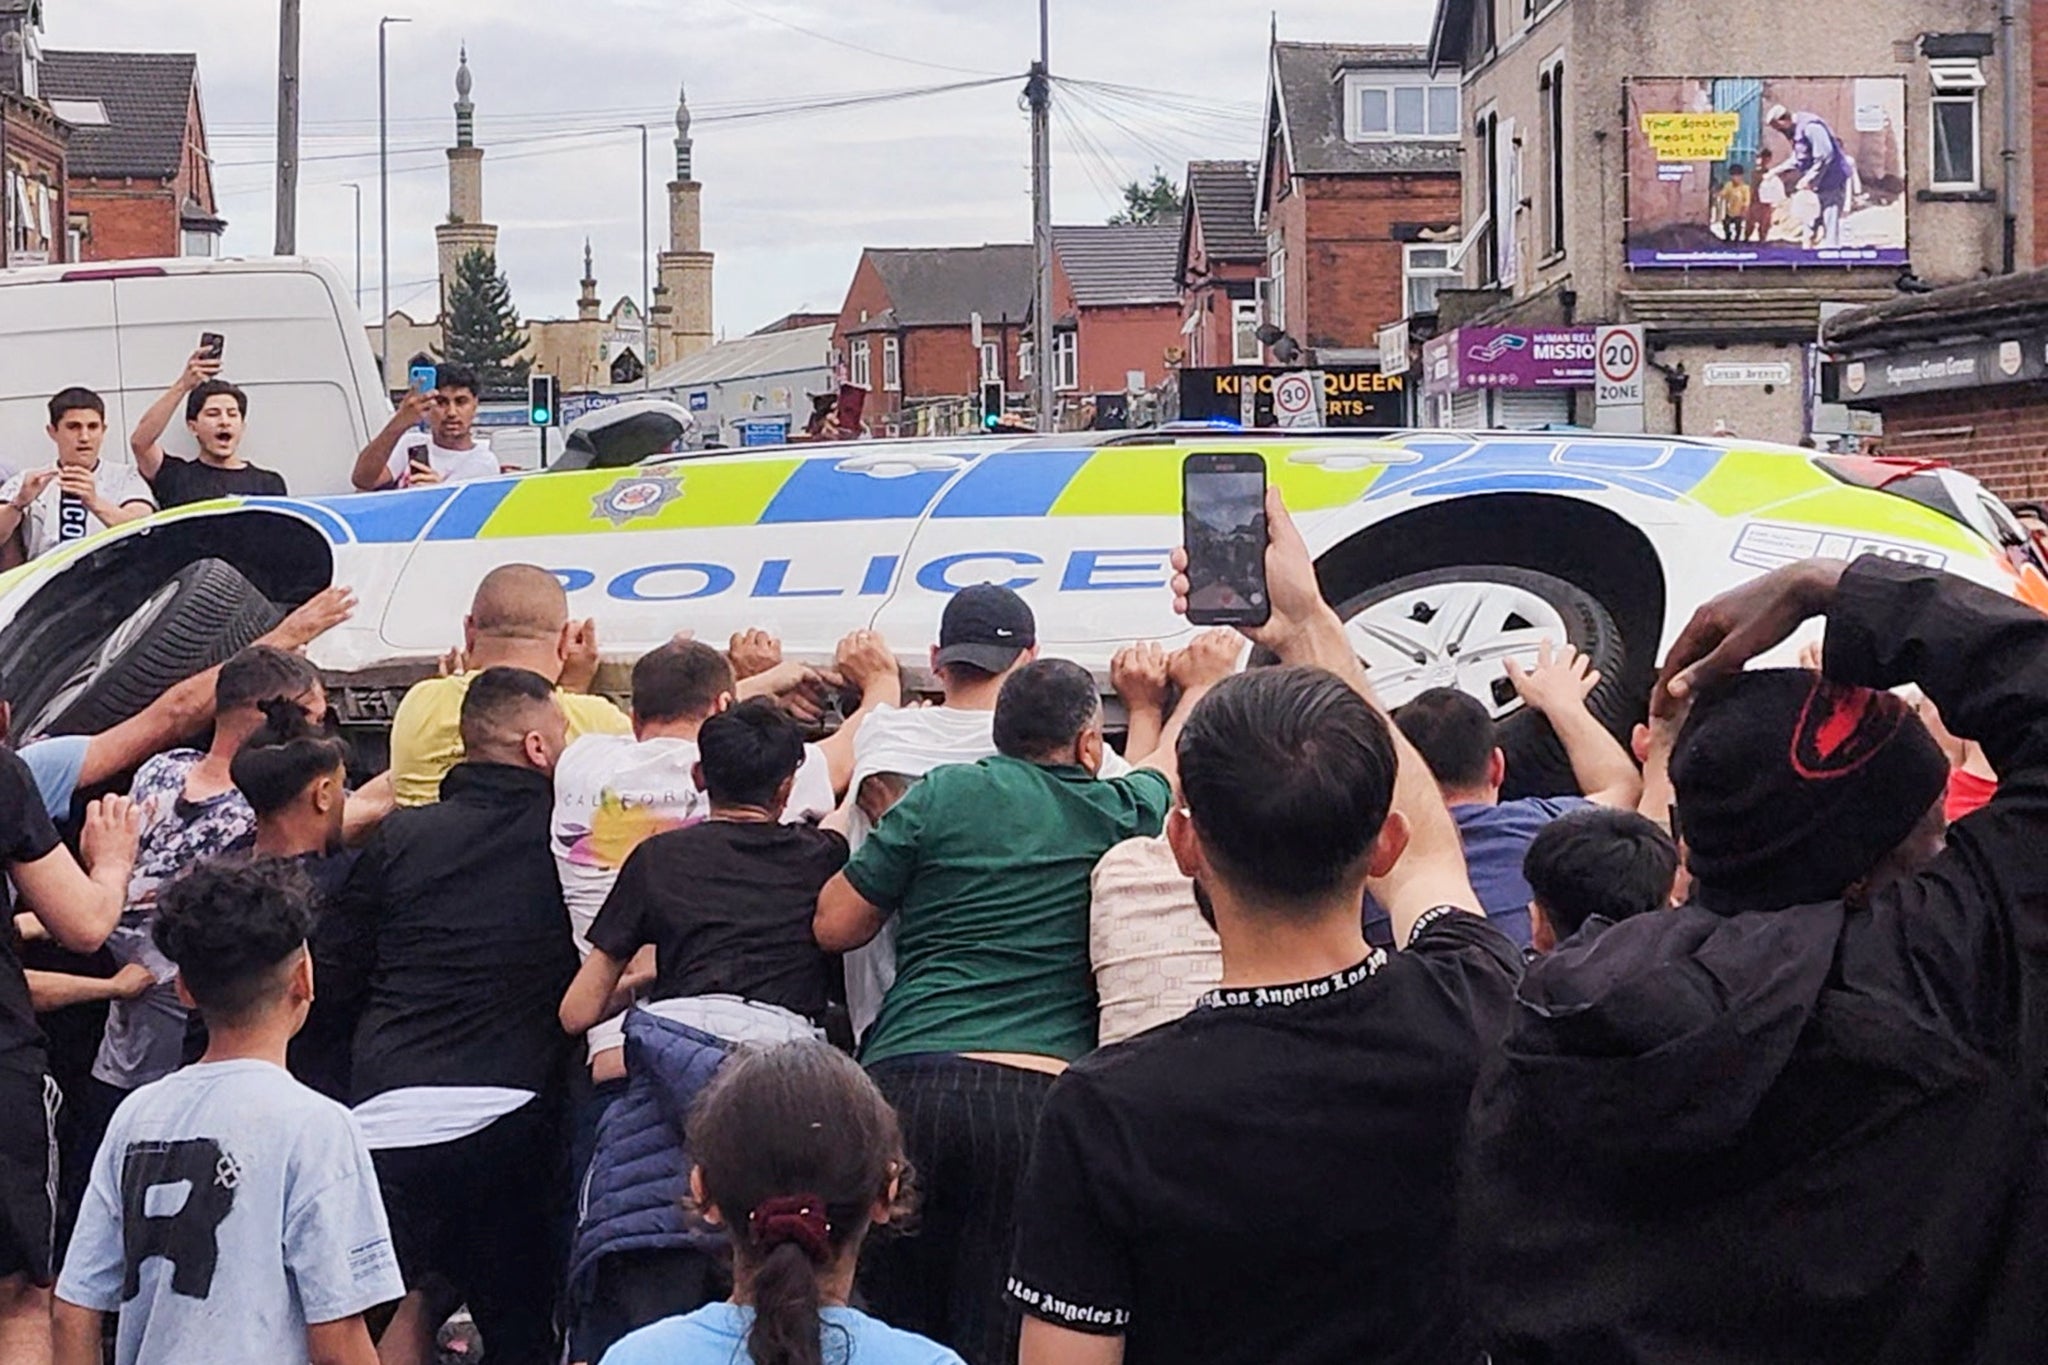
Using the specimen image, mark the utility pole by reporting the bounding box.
[1028,0,1054,433]
[378,16,409,386]
[274,0,301,253]
[640,123,651,391]
[341,183,363,305]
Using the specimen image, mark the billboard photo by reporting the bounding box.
[1626,77,1907,269]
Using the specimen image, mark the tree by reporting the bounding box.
[1108,168,1184,226]
[440,247,530,396]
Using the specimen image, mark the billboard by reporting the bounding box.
[1420,327,1597,397]
[1626,77,1907,269]
[1175,367,1406,427]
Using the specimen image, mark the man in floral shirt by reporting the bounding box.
[85,646,327,1121]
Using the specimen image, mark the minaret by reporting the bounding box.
[434,45,499,321]
[653,79,715,366]
[577,239,600,322]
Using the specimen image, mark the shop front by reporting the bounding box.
[1172,365,1407,428]
[1420,325,1595,429]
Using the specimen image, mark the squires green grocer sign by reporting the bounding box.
[1179,367,1407,426]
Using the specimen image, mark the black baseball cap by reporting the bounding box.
[935,583,1036,674]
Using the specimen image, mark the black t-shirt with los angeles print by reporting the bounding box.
[1007,909,1520,1365]
[0,748,67,1073]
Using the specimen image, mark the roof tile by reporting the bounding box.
[1052,222,1183,307]
[40,50,196,179]
[865,244,1034,327]
[1185,160,1261,261]
[1273,41,1461,176]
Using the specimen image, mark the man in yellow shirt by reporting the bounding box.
[388,564,631,806]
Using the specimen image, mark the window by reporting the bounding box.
[181,228,217,259]
[882,335,900,391]
[1403,245,1459,317]
[1477,109,1502,285]
[1232,299,1262,364]
[1930,59,1985,191]
[1472,0,1496,57]
[1019,339,1034,379]
[849,337,871,389]
[1539,61,1566,255]
[1052,331,1078,391]
[1349,76,1460,141]
[1266,241,1287,332]
[980,341,1000,383]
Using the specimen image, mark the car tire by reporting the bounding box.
[31,559,283,738]
[1331,565,1632,802]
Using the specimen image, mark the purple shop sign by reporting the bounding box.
[1421,326,1598,397]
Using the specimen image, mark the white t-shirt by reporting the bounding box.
[550,730,837,1059]
[57,1059,404,1364]
[386,432,499,487]
[1,461,155,559]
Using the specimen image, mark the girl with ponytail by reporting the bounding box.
[599,1041,962,1365]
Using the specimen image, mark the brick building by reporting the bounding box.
[1257,42,1464,366]
[1177,159,1266,369]
[40,49,221,262]
[1822,271,2048,500]
[1045,222,1184,424]
[1428,0,2020,435]
[833,244,1032,436]
[0,0,68,266]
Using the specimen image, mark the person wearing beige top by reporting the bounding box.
[1089,836,1222,1046]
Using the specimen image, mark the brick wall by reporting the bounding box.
[1299,172,1463,351]
[70,182,179,261]
[1074,303,1182,394]
[2036,0,2048,266]
[1871,382,2048,500]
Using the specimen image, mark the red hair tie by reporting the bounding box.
[749,1194,832,1263]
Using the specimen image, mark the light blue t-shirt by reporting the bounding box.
[20,734,91,820]
[601,1302,965,1365]
[56,1059,405,1365]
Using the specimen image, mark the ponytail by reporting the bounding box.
[746,1240,826,1365]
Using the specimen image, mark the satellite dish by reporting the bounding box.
[1,33,24,55]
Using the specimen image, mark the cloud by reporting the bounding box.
[48,0,1434,338]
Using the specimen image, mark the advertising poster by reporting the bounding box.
[1626,77,1907,268]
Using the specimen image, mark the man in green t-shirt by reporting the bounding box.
[816,641,1237,1365]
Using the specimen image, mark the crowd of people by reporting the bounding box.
[0,364,501,566]
[0,475,2043,1365]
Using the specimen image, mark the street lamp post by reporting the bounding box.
[640,123,651,392]
[340,183,363,307]
[378,15,410,386]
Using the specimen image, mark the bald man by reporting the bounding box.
[387,564,631,806]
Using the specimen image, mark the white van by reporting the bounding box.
[0,256,392,497]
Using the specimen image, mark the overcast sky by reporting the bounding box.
[51,0,1434,337]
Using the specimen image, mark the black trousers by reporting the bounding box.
[860,1055,1058,1365]
[371,1099,567,1365]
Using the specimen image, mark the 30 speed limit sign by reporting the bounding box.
[1273,370,1322,428]
[1594,324,1646,432]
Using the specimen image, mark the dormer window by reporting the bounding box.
[1345,73,1459,142]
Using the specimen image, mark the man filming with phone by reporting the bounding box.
[352,362,500,491]
[0,388,155,561]
[129,339,291,507]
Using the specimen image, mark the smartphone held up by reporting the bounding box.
[198,331,225,361]
[1181,453,1271,628]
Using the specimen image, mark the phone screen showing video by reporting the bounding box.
[1182,456,1270,627]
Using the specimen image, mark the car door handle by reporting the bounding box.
[1285,444,1422,471]
[833,452,970,477]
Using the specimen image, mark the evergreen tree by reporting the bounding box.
[1108,168,1184,226]
[440,248,530,396]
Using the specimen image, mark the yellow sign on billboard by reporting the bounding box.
[1639,111,1741,161]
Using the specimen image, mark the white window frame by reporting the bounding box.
[881,335,901,392]
[980,340,1000,383]
[1019,339,1034,379]
[1402,243,1460,319]
[1539,55,1566,257]
[1231,299,1263,364]
[1346,75,1460,142]
[849,337,871,389]
[1266,241,1287,332]
[1931,82,1983,192]
[1052,330,1078,392]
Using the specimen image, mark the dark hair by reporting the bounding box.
[1728,163,1747,176]
[1179,666,1398,901]
[1393,687,1497,791]
[47,386,104,426]
[991,659,1100,761]
[153,858,315,1023]
[698,698,804,808]
[433,362,480,396]
[184,378,248,423]
[632,639,735,724]
[689,1042,909,1365]
[458,665,557,754]
[216,645,321,714]
[1522,807,1679,939]
[232,698,348,818]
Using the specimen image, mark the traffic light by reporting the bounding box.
[980,381,1004,430]
[528,373,559,427]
